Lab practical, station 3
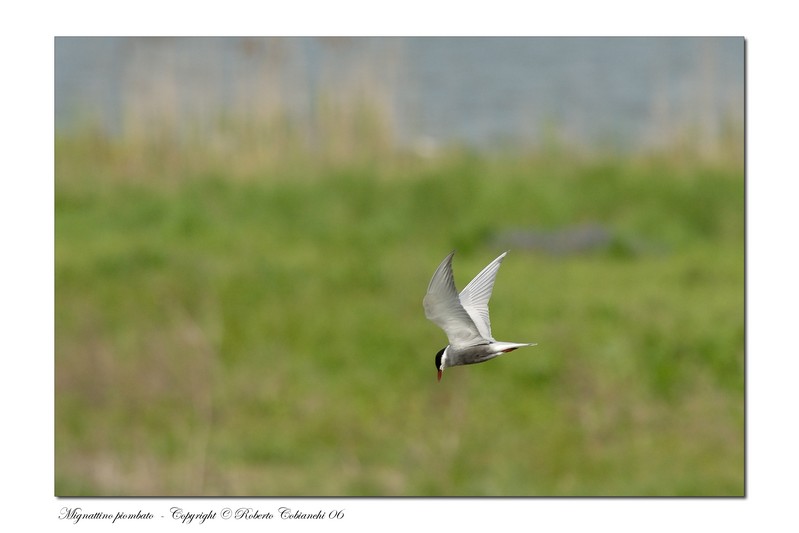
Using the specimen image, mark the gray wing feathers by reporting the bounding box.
[458,251,508,341]
[423,251,484,348]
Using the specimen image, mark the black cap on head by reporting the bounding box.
[434,347,446,370]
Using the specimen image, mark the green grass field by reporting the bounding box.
[55,129,744,496]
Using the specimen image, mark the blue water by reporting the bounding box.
[55,37,744,152]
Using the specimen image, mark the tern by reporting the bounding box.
[424,250,536,381]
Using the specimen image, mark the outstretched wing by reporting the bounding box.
[423,251,486,348]
[458,251,508,341]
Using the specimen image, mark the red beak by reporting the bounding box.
[437,369,442,382]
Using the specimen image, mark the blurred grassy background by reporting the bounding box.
[55,41,743,496]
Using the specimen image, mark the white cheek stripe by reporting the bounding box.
[440,346,449,369]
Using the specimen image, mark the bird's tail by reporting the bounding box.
[494,342,537,353]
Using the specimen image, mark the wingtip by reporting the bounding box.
[439,250,456,263]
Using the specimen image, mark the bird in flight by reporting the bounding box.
[424,251,536,381]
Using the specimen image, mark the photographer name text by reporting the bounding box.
[59,506,345,525]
